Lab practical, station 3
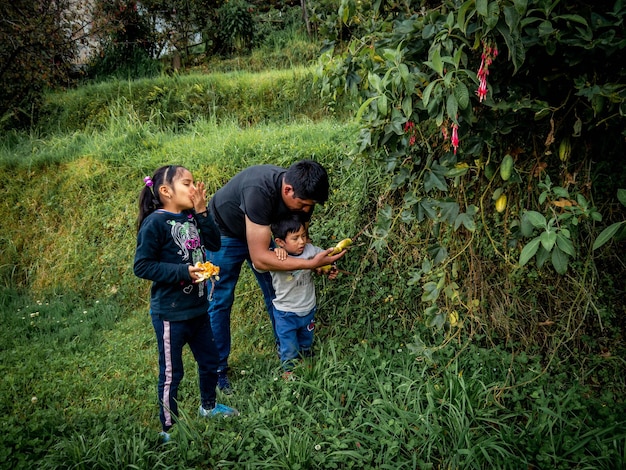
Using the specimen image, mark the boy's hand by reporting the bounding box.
[328,265,339,279]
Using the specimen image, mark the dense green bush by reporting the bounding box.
[318,0,626,361]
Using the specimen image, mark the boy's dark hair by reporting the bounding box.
[284,159,329,204]
[271,214,306,241]
[137,165,186,232]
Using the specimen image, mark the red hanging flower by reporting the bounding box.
[451,123,459,155]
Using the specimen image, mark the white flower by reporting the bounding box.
[31,396,37,404]
[314,444,322,451]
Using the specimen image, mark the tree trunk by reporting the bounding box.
[301,0,311,37]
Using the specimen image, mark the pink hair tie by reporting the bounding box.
[143,176,153,187]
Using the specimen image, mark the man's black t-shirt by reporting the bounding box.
[209,165,311,240]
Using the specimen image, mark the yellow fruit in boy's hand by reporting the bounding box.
[328,238,352,256]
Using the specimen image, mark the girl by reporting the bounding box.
[134,165,238,443]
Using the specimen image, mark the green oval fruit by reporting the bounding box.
[500,154,514,181]
[558,138,571,162]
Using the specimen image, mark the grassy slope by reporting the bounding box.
[1,67,625,469]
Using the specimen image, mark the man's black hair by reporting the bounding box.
[271,214,306,241]
[284,159,329,204]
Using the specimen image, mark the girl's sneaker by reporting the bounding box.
[159,431,171,444]
[199,403,240,418]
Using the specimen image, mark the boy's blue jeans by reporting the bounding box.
[273,306,316,370]
[207,235,276,372]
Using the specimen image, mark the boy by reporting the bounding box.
[261,215,340,378]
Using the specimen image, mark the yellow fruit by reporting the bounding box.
[495,194,507,213]
[195,261,220,282]
[328,238,352,256]
[558,138,571,162]
[449,311,459,327]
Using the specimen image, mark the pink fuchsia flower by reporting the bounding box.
[451,123,459,155]
[409,135,416,146]
[475,41,498,102]
[476,75,488,102]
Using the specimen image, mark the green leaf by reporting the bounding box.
[422,281,440,302]
[454,82,470,110]
[377,94,388,115]
[556,233,576,257]
[424,170,448,193]
[368,72,382,93]
[540,230,556,252]
[446,93,458,120]
[355,96,377,122]
[519,237,541,266]
[593,221,626,250]
[524,210,547,229]
[402,95,413,120]
[476,0,489,17]
[617,189,626,207]
[422,81,437,107]
[536,245,550,268]
[429,48,444,77]
[551,246,569,274]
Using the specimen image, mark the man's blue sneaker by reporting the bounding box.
[159,431,171,444]
[199,403,240,418]
[217,371,233,395]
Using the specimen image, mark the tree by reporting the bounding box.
[0,0,90,127]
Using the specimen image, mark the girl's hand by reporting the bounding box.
[274,247,288,261]
[189,264,204,283]
[192,181,208,212]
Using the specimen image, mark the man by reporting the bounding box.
[207,160,346,393]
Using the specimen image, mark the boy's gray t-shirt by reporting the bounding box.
[268,243,323,315]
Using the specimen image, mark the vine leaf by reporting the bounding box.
[519,237,541,266]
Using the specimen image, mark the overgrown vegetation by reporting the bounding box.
[1,1,625,468]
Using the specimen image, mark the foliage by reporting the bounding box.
[87,0,161,81]
[138,0,224,57]
[217,0,257,54]
[316,0,626,354]
[0,0,83,128]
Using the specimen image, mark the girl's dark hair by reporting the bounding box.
[271,214,306,241]
[137,165,186,232]
[284,159,329,204]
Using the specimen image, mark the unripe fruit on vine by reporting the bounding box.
[558,138,571,162]
[495,194,507,213]
[500,154,514,181]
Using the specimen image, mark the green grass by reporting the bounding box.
[1,67,625,469]
[2,287,625,469]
